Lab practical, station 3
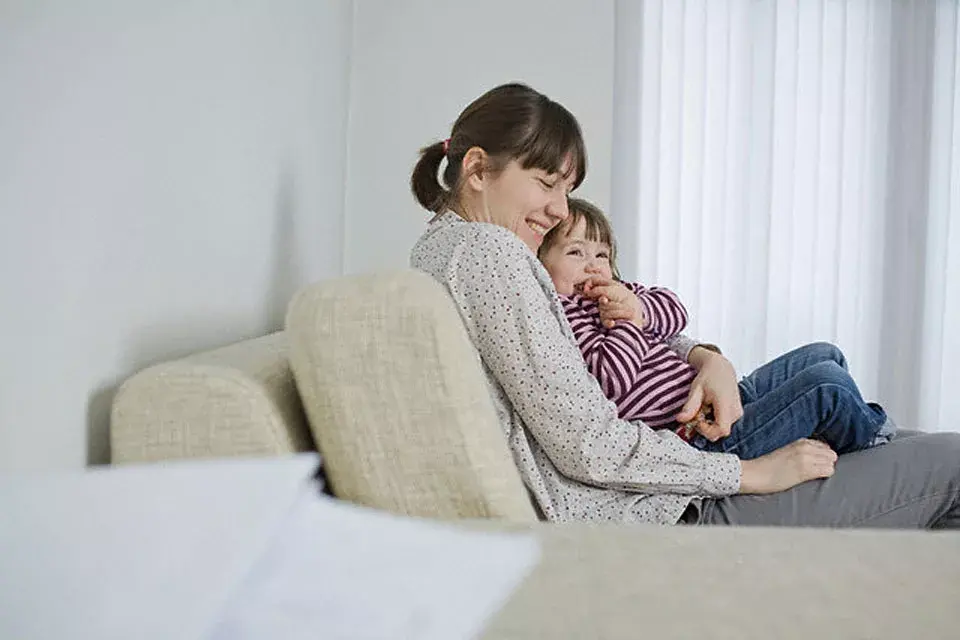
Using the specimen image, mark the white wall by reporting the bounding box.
[0,0,352,469]
[343,0,615,274]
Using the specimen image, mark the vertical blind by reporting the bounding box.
[612,0,959,431]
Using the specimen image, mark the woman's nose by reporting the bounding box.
[547,192,569,221]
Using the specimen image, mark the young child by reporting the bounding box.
[538,197,895,459]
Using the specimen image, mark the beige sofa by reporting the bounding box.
[111,270,960,639]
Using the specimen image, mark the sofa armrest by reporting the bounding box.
[111,332,314,464]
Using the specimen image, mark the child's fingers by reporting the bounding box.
[584,283,620,303]
[598,303,633,324]
[581,276,615,295]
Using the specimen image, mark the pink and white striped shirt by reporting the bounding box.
[561,283,698,441]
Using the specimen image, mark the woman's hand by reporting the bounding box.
[677,347,743,441]
[581,276,647,329]
[738,439,838,494]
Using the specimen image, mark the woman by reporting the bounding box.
[409,82,960,527]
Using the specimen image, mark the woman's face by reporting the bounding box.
[460,154,576,253]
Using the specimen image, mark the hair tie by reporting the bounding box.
[442,138,451,155]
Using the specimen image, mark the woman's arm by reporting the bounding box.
[444,227,741,497]
[738,439,838,494]
[654,341,836,491]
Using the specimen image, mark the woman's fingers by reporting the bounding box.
[694,354,743,437]
[800,440,835,472]
[696,420,726,442]
[676,385,705,424]
[709,399,739,438]
[739,439,838,494]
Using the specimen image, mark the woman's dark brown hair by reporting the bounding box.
[538,197,621,279]
[411,83,587,214]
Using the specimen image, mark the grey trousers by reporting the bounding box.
[692,430,960,528]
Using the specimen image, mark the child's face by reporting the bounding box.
[540,217,614,295]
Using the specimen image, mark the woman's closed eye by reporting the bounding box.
[538,177,557,190]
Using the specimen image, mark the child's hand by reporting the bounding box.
[580,277,646,329]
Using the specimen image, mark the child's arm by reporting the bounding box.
[562,294,653,404]
[624,283,689,341]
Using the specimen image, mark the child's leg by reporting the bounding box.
[739,342,847,403]
[699,360,891,458]
[741,341,896,447]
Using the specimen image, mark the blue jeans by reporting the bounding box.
[693,342,891,459]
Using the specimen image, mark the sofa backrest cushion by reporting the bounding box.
[285,270,537,522]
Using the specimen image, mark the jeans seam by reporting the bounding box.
[849,489,960,527]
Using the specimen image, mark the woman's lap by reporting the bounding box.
[695,431,960,528]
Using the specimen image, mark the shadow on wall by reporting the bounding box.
[87,384,118,466]
[265,165,306,330]
[85,316,273,466]
[85,166,307,465]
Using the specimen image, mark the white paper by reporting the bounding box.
[0,454,321,640]
[1,455,540,640]
[207,494,540,640]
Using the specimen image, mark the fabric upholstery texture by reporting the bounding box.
[111,332,314,464]
[478,521,959,639]
[285,270,537,522]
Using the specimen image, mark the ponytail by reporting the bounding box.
[410,83,586,218]
[410,141,449,213]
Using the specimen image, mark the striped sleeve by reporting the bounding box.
[560,294,652,405]
[625,282,689,341]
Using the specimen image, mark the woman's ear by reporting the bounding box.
[461,146,488,194]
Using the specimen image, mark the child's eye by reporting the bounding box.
[597,252,610,259]
[566,249,583,257]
